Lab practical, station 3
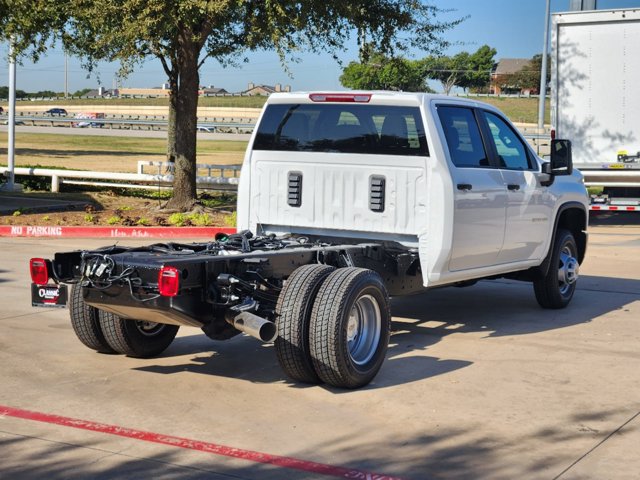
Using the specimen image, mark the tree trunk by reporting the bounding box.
[166,45,199,211]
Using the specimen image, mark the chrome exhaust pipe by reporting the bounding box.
[231,312,277,343]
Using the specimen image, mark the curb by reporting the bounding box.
[0,225,237,239]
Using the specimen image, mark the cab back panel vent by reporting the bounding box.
[369,175,386,212]
[288,171,302,207]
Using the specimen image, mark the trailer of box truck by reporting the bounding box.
[552,8,640,211]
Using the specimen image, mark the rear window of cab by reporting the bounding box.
[253,104,429,156]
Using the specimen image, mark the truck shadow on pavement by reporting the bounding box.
[134,274,639,390]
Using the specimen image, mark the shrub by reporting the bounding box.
[189,212,212,226]
[168,212,188,227]
[223,211,237,227]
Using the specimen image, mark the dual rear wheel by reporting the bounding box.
[275,265,390,389]
[69,284,178,358]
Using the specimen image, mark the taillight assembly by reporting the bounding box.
[309,93,372,103]
[158,266,180,297]
[30,258,49,285]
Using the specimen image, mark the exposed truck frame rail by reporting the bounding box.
[35,231,427,388]
[50,232,422,331]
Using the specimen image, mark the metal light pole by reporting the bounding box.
[538,0,551,130]
[64,51,68,98]
[2,39,22,192]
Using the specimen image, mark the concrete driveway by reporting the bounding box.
[0,218,638,479]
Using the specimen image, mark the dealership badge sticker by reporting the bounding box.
[31,284,68,308]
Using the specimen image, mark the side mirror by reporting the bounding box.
[544,139,573,176]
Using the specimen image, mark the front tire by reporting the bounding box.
[69,284,115,353]
[275,264,336,384]
[534,229,579,309]
[98,311,179,358]
[309,268,390,389]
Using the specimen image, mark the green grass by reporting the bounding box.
[456,96,550,124]
[0,132,248,156]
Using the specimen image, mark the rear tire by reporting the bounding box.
[69,284,115,354]
[309,268,390,389]
[534,229,579,309]
[98,311,179,358]
[275,264,335,384]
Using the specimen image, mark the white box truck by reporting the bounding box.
[552,8,640,211]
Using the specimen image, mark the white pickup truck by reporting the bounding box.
[31,92,588,389]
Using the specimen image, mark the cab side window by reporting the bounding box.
[483,111,533,170]
[437,106,490,168]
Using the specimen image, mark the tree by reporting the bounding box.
[31,90,61,98]
[73,88,93,97]
[422,45,496,95]
[462,45,496,92]
[0,1,66,60]
[510,54,550,92]
[0,86,27,99]
[340,53,433,92]
[422,51,470,95]
[64,1,462,211]
[1,3,66,100]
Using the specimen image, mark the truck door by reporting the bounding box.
[480,111,551,263]
[437,106,506,271]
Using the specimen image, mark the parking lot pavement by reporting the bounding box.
[1,226,639,480]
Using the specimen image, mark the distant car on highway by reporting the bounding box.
[72,111,105,128]
[45,108,67,116]
[75,121,104,128]
[197,125,215,133]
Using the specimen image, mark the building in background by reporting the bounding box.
[199,85,229,96]
[243,82,291,96]
[490,58,536,95]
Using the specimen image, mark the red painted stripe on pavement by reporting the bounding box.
[0,405,402,480]
[0,225,236,238]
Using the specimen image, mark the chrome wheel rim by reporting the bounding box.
[135,321,164,337]
[346,294,381,365]
[558,244,579,296]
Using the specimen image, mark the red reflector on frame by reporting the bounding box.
[158,266,180,297]
[30,258,49,285]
